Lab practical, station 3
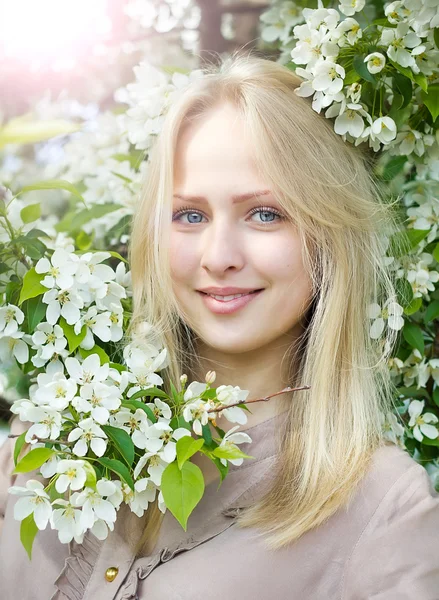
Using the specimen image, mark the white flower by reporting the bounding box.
[34,371,77,411]
[133,451,168,486]
[335,17,362,46]
[338,0,365,16]
[368,300,404,339]
[72,479,118,531]
[121,479,156,518]
[218,425,252,467]
[74,306,113,350]
[215,385,249,425]
[364,52,386,74]
[65,354,109,385]
[312,59,345,95]
[35,248,78,290]
[124,345,167,397]
[380,22,422,71]
[0,330,29,364]
[50,499,85,544]
[111,408,151,447]
[55,459,87,493]
[31,323,67,360]
[42,287,84,325]
[141,422,191,462]
[408,400,439,442]
[74,251,115,286]
[381,411,405,446]
[370,116,397,144]
[68,418,108,457]
[406,252,439,299]
[0,304,24,336]
[146,397,172,421]
[8,480,52,529]
[24,406,62,443]
[73,381,121,425]
[403,349,430,389]
[183,399,211,435]
[333,103,365,137]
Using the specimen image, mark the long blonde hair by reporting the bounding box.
[128,49,406,551]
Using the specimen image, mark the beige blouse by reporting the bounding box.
[1,412,439,600]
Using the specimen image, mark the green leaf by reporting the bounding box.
[83,461,98,489]
[434,28,439,51]
[13,431,27,466]
[0,117,79,149]
[424,300,439,324]
[101,425,135,467]
[161,461,205,530]
[20,203,41,224]
[13,447,55,474]
[23,295,46,332]
[393,277,414,311]
[106,250,129,264]
[170,381,181,405]
[121,400,157,423]
[381,155,407,181]
[392,73,413,110]
[405,228,429,250]
[75,230,93,251]
[111,150,145,169]
[353,54,377,85]
[212,446,254,461]
[20,513,39,560]
[397,385,430,400]
[79,345,109,364]
[402,321,424,355]
[211,455,229,483]
[343,69,360,86]
[433,385,439,408]
[388,58,428,92]
[20,179,87,207]
[129,387,168,400]
[97,457,134,490]
[59,316,86,353]
[403,296,422,316]
[420,435,439,447]
[18,267,47,305]
[201,423,213,447]
[176,437,204,470]
[55,203,122,233]
[421,85,439,122]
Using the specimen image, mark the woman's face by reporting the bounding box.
[170,102,314,355]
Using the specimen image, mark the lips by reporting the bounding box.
[197,289,264,315]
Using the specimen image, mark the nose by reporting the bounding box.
[200,217,245,275]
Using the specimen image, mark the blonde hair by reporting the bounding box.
[127,49,406,552]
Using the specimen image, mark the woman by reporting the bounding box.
[1,50,439,600]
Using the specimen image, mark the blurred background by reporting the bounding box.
[0,0,280,118]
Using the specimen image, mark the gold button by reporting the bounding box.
[105,567,119,582]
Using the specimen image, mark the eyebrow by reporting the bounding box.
[172,190,272,204]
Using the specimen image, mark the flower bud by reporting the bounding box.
[205,370,216,384]
[180,373,188,385]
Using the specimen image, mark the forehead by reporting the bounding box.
[173,103,260,189]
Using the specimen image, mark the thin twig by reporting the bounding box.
[207,384,311,414]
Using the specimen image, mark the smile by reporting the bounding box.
[197,289,263,314]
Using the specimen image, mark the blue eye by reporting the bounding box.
[172,205,285,225]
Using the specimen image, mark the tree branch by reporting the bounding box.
[207,384,311,413]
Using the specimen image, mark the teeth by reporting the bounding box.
[208,292,252,301]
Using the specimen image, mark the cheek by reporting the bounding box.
[259,235,313,300]
[169,233,198,284]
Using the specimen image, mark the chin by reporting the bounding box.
[197,329,270,355]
